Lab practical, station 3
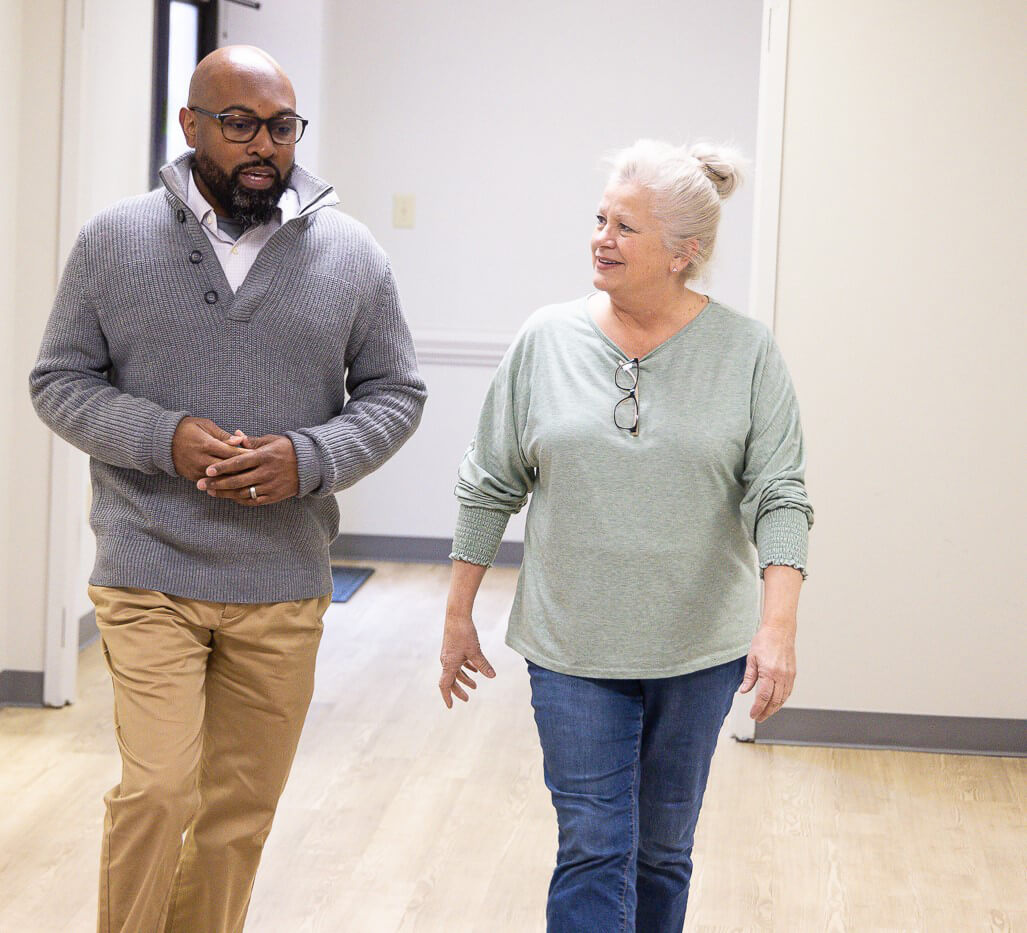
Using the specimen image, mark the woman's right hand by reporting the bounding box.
[439,615,496,708]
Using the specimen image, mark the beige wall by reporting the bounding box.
[2,0,63,673]
[777,0,1027,718]
[0,0,23,672]
[319,0,763,540]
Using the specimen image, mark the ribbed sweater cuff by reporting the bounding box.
[152,410,190,476]
[287,432,323,497]
[756,507,810,579]
[450,504,511,566]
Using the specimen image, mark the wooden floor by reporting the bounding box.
[1,561,1024,932]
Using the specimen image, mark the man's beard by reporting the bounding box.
[193,152,293,228]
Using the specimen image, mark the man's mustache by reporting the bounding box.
[232,161,281,183]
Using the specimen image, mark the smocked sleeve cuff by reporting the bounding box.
[287,431,323,497]
[756,507,810,580]
[152,409,190,477]
[450,504,512,566]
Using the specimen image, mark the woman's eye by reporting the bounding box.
[619,223,634,233]
[595,215,606,226]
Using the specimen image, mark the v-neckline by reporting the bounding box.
[583,293,713,362]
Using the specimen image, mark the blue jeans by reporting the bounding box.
[527,655,746,933]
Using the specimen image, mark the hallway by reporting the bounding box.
[1,562,1023,931]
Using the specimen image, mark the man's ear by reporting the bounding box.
[179,107,197,148]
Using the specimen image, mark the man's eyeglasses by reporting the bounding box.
[614,357,640,437]
[189,107,308,145]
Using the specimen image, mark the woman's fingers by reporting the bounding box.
[439,617,496,708]
[439,654,496,708]
[750,668,793,721]
[754,676,784,723]
[438,670,456,708]
[749,670,775,721]
[738,655,759,694]
[469,652,496,678]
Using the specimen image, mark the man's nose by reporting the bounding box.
[247,125,276,159]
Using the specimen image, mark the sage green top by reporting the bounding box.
[451,296,813,678]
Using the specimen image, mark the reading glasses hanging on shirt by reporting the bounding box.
[614,357,640,437]
[189,107,308,144]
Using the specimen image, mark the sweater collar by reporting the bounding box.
[158,150,340,219]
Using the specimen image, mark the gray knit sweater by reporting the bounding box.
[30,154,427,603]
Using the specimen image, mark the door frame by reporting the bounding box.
[727,0,792,741]
[43,0,87,706]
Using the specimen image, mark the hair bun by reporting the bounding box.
[687,143,745,200]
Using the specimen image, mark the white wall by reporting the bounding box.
[0,0,156,694]
[2,0,64,676]
[777,0,1027,719]
[217,0,324,174]
[320,0,763,540]
[59,0,157,629]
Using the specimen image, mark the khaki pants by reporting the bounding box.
[88,585,331,933]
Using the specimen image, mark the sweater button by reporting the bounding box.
[189,250,203,264]
[204,290,218,304]
[176,209,186,223]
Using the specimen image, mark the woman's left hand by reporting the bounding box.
[738,617,796,722]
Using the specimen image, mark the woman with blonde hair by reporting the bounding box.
[439,139,813,931]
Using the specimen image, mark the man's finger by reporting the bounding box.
[238,494,274,506]
[193,420,236,444]
[455,669,477,689]
[198,436,248,460]
[215,484,277,504]
[238,493,275,507]
[201,467,273,492]
[240,434,273,450]
[205,450,265,477]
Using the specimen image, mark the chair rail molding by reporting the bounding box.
[413,330,513,368]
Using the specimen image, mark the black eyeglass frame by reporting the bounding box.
[189,106,309,144]
[614,357,640,438]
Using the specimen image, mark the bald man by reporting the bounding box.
[31,47,426,932]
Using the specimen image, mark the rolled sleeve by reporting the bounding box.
[450,504,512,566]
[756,507,810,579]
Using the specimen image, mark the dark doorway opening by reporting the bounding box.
[150,0,218,187]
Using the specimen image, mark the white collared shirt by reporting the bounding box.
[186,169,300,292]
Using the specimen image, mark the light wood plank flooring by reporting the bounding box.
[1,561,1024,931]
